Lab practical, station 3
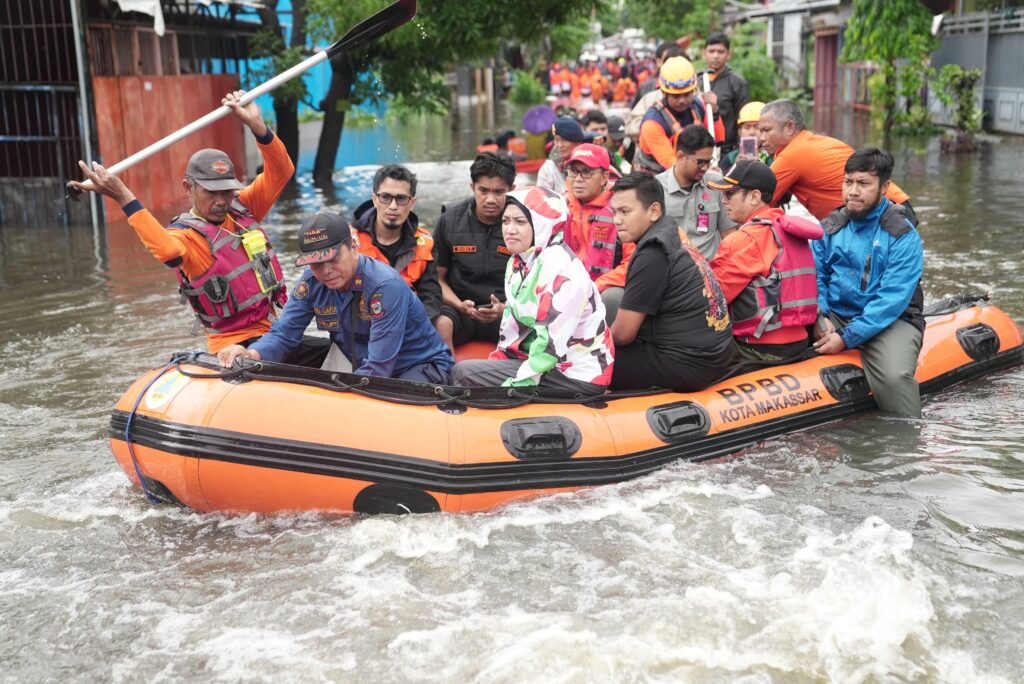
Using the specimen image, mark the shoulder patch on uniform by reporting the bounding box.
[369,292,385,318]
[820,207,849,235]
[879,203,913,238]
[293,281,309,300]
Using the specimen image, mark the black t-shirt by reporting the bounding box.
[621,215,733,360]
[432,197,510,304]
[375,236,404,266]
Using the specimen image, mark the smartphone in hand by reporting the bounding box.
[740,136,758,158]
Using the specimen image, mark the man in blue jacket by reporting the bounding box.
[812,148,925,417]
[218,212,454,383]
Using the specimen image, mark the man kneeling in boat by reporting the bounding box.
[609,172,734,392]
[70,91,304,357]
[812,148,925,418]
[708,160,823,362]
[450,187,615,393]
[218,212,454,383]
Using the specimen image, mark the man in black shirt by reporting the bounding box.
[609,172,734,391]
[433,152,517,347]
[699,32,749,155]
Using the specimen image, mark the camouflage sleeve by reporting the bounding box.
[504,253,588,387]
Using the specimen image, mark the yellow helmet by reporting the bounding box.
[737,101,766,125]
[657,56,697,94]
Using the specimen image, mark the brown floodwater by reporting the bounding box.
[2,108,1023,681]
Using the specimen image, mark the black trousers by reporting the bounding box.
[611,339,731,392]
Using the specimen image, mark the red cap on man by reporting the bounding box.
[566,143,610,171]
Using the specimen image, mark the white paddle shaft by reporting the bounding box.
[89,50,329,182]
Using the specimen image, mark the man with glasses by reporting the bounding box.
[708,161,823,362]
[351,164,443,333]
[564,143,634,324]
[656,125,735,260]
[433,151,517,348]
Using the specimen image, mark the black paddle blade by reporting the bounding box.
[326,0,418,60]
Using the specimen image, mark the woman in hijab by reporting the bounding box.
[450,186,615,393]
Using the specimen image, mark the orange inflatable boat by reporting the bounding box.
[109,296,1023,515]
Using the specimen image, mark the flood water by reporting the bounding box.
[2,108,1024,681]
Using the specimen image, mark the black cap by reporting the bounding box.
[708,160,777,197]
[294,212,352,266]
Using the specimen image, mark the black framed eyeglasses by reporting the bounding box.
[566,166,599,179]
[375,192,413,206]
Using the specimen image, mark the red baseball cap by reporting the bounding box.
[566,143,610,171]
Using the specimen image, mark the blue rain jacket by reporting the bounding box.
[812,198,923,349]
[252,255,453,377]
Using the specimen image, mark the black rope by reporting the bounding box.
[167,353,667,410]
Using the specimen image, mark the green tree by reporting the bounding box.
[840,0,937,136]
[621,0,724,44]
[305,0,599,184]
[934,64,983,149]
[250,0,308,179]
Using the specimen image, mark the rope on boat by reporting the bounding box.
[159,353,665,409]
[125,352,198,504]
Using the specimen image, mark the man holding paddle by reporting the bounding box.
[71,90,298,355]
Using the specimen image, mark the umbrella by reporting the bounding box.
[522,105,557,135]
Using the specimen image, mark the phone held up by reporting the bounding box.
[740,136,758,158]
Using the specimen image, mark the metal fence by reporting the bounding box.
[931,12,1024,135]
[0,0,92,226]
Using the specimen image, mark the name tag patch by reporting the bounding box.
[316,316,339,331]
[453,245,477,253]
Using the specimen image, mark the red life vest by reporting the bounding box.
[730,214,821,341]
[565,189,620,279]
[169,199,287,333]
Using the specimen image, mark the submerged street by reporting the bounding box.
[2,111,1024,680]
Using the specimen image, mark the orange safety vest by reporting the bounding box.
[352,224,435,289]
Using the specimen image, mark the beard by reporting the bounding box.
[381,218,402,230]
[846,188,884,221]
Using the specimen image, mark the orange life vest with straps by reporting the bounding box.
[351,225,435,288]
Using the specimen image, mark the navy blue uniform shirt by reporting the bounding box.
[252,255,453,377]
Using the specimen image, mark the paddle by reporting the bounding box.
[701,72,720,168]
[68,0,417,199]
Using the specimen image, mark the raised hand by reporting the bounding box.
[222,90,268,138]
